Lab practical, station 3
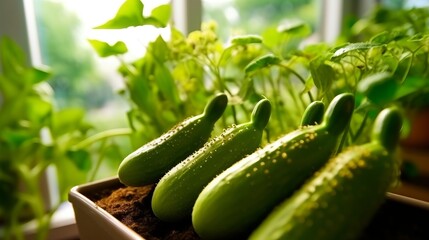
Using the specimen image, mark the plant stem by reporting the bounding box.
[72,128,132,150]
[336,122,351,154]
[8,199,26,240]
[279,62,314,104]
[13,163,51,240]
[230,105,239,125]
[268,73,285,133]
[339,63,351,90]
[278,67,306,127]
[399,51,415,84]
[88,139,108,182]
[352,111,369,143]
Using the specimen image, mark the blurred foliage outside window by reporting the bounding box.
[32,0,170,179]
[30,0,429,180]
[35,0,112,110]
[202,0,318,41]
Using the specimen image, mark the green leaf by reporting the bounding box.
[0,75,19,99]
[52,108,86,137]
[302,77,315,95]
[88,39,128,57]
[309,55,335,95]
[26,96,52,125]
[237,76,263,104]
[231,34,263,45]
[0,37,52,92]
[25,66,52,84]
[357,72,399,105]
[395,77,429,103]
[331,42,381,59]
[94,0,144,29]
[149,4,171,27]
[55,155,88,201]
[155,65,180,105]
[127,73,155,114]
[66,149,91,171]
[0,37,27,78]
[397,37,428,53]
[261,26,282,49]
[277,19,311,37]
[150,36,169,63]
[100,141,125,168]
[370,31,407,44]
[161,110,179,123]
[1,129,34,148]
[370,31,391,44]
[245,54,280,74]
[300,43,330,58]
[380,53,399,71]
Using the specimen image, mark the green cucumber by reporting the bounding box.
[250,107,402,240]
[300,100,324,126]
[192,93,355,240]
[151,98,271,222]
[117,93,228,186]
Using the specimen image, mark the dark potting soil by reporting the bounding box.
[89,184,429,240]
[89,184,200,240]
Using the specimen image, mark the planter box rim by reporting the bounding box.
[69,176,144,240]
[69,177,429,240]
[386,192,429,210]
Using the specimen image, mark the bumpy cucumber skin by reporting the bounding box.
[151,99,271,222]
[249,145,396,240]
[118,93,228,186]
[249,107,402,240]
[192,93,354,240]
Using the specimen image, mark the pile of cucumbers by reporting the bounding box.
[117,92,403,240]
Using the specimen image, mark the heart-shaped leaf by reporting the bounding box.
[94,0,145,29]
[88,39,128,57]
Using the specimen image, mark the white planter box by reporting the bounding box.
[69,177,429,240]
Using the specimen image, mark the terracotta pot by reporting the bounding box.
[69,177,429,240]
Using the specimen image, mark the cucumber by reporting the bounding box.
[151,98,271,222]
[300,100,324,126]
[192,93,355,240]
[117,93,228,186]
[249,107,402,240]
